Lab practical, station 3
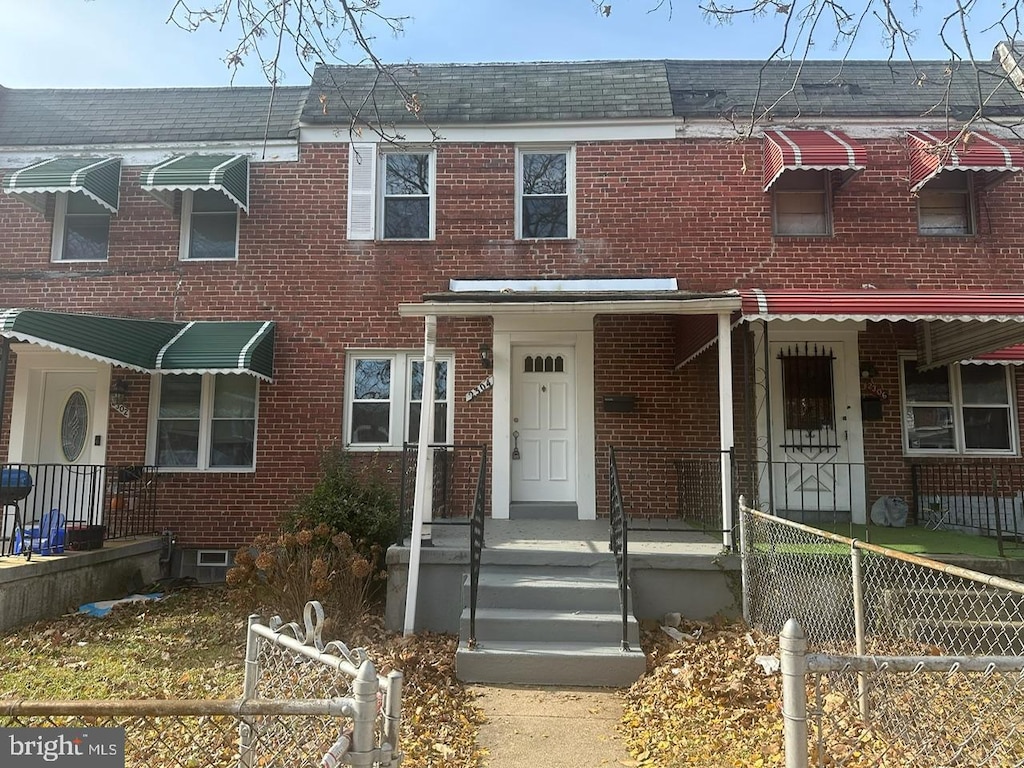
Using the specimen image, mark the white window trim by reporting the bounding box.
[772,172,833,237]
[899,354,1019,457]
[344,350,455,451]
[179,190,241,261]
[515,145,576,240]
[51,192,110,262]
[378,149,437,241]
[146,374,260,472]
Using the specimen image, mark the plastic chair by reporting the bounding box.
[14,509,66,556]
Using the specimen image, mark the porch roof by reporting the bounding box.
[740,288,1024,369]
[0,309,275,380]
[399,279,741,317]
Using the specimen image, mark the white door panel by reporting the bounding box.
[511,347,576,502]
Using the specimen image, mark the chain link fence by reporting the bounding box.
[739,497,1024,767]
[1,601,402,768]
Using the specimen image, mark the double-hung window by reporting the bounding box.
[900,357,1016,454]
[346,144,435,240]
[772,170,831,236]
[52,192,111,261]
[918,172,974,236]
[346,351,453,449]
[181,190,239,260]
[517,147,574,239]
[150,374,259,470]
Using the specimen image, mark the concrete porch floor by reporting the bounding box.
[421,517,728,557]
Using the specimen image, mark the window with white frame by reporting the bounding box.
[346,144,435,240]
[900,357,1016,454]
[346,352,453,449]
[181,190,239,260]
[151,374,258,469]
[51,192,111,261]
[517,148,574,239]
[772,170,831,236]
[918,172,974,236]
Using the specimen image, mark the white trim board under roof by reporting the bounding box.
[300,120,680,145]
[449,278,679,293]
[0,141,298,170]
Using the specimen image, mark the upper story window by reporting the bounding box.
[150,373,259,470]
[347,144,435,240]
[918,172,974,236]
[900,357,1016,455]
[52,192,111,262]
[181,190,239,260]
[517,148,574,239]
[345,351,453,449]
[772,170,831,236]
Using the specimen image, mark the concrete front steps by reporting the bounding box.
[455,565,647,686]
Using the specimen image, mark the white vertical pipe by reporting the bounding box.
[718,311,735,549]
[404,315,437,636]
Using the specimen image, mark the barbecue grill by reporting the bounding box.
[1,468,32,505]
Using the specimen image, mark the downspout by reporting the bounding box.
[717,311,735,550]
[403,315,437,636]
[0,337,9,460]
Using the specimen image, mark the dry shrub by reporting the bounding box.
[226,523,384,624]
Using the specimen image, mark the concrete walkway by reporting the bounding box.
[471,684,635,767]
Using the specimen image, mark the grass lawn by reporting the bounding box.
[816,521,1024,559]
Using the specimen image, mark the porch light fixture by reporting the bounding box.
[110,377,130,406]
[479,343,493,370]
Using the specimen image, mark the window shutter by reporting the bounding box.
[347,143,377,240]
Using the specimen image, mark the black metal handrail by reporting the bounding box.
[1,463,158,558]
[397,442,488,545]
[608,447,630,652]
[468,446,488,649]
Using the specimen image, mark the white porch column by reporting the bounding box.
[404,314,438,635]
[717,311,735,550]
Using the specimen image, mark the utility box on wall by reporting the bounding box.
[861,396,883,421]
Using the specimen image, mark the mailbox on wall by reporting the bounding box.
[602,395,637,413]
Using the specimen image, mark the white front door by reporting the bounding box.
[511,346,576,503]
[768,339,861,515]
[35,371,102,525]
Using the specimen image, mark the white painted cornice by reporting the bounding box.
[0,139,298,168]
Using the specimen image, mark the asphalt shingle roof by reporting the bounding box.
[0,86,307,147]
[303,56,1024,126]
[303,61,673,125]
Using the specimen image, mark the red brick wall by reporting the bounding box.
[2,135,1024,545]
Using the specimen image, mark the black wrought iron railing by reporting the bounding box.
[468,447,488,649]
[910,459,1024,555]
[611,447,734,534]
[397,443,488,544]
[1,463,158,558]
[608,447,630,652]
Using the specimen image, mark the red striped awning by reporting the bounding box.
[907,130,1024,192]
[741,288,1024,322]
[762,129,867,191]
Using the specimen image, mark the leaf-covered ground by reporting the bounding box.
[0,584,485,768]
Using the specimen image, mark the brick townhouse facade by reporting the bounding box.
[4,52,1024,578]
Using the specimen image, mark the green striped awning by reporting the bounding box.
[155,321,274,379]
[140,154,249,212]
[3,156,122,213]
[0,310,274,381]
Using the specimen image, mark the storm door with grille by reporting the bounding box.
[768,341,853,515]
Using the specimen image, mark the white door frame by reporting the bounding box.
[491,314,596,520]
[752,320,867,523]
[7,345,111,465]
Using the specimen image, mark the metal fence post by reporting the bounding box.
[738,495,751,624]
[238,614,260,768]
[383,669,403,759]
[850,545,869,721]
[350,659,378,758]
[780,618,808,768]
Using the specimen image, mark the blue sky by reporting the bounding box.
[0,0,1012,88]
